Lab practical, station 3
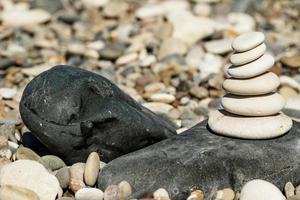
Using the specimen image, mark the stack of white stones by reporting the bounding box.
[208,32,293,139]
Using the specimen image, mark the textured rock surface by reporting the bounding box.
[20,65,176,164]
[98,120,300,200]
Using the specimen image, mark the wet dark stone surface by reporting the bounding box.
[20,65,176,164]
[98,120,300,200]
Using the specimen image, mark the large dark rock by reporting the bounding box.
[20,65,176,164]
[98,120,300,200]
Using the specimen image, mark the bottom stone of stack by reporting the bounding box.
[208,110,293,139]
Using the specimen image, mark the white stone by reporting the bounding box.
[228,54,274,78]
[142,102,174,114]
[228,13,256,34]
[0,185,40,200]
[285,97,300,110]
[240,179,286,200]
[280,76,300,91]
[75,188,104,200]
[153,188,170,200]
[84,152,100,186]
[204,38,233,54]
[198,53,223,79]
[1,9,51,27]
[185,45,205,67]
[232,32,265,52]
[116,53,138,65]
[0,160,60,200]
[81,0,109,8]
[149,93,176,103]
[0,88,17,99]
[222,93,285,116]
[230,43,266,65]
[223,72,280,95]
[208,110,293,139]
[193,3,211,17]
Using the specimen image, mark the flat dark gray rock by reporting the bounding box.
[20,65,176,164]
[98,120,300,200]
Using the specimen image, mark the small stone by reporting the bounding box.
[240,179,286,200]
[198,53,223,79]
[31,0,63,14]
[222,93,285,116]
[0,124,16,142]
[232,32,265,52]
[0,88,17,99]
[149,93,176,103]
[287,195,300,200]
[116,53,138,66]
[190,86,208,99]
[280,76,300,91]
[99,43,126,61]
[75,188,104,200]
[0,157,11,172]
[70,162,86,192]
[223,72,280,95]
[0,160,60,200]
[104,185,119,200]
[153,188,170,200]
[144,83,166,94]
[1,9,51,27]
[118,181,132,200]
[230,43,266,65]
[16,146,40,161]
[84,152,100,186]
[142,102,174,114]
[187,190,204,200]
[281,56,300,68]
[227,13,255,34]
[215,188,235,200]
[296,185,300,195]
[0,135,8,149]
[204,39,233,55]
[39,155,66,171]
[285,182,296,198]
[228,54,275,78]
[193,3,211,17]
[0,185,40,200]
[158,38,188,59]
[185,45,205,67]
[82,0,108,8]
[208,110,293,139]
[279,86,298,99]
[55,167,70,189]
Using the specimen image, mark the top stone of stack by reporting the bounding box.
[232,32,265,52]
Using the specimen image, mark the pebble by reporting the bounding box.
[285,182,296,198]
[82,0,109,8]
[190,86,209,99]
[99,43,126,61]
[55,167,70,189]
[198,53,223,79]
[0,185,40,200]
[0,88,17,99]
[0,160,60,200]
[1,9,51,27]
[70,162,86,192]
[208,109,293,139]
[240,179,286,200]
[75,188,104,200]
[288,195,300,200]
[158,38,188,59]
[142,102,174,114]
[281,55,300,68]
[223,72,280,95]
[39,155,66,171]
[185,45,205,67]
[279,86,298,99]
[104,185,119,200]
[149,93,176,103]
[222,93,285,116]
[153,188,170,200]
[0,124,16,142]
[280,76,300,91]
[187,190,204,200]
[230,43,266,65]
[16,146,41,161]
[0,135,8,149]
[228,54,275,78]
[116,53,138,66]
[204,38,233,55]
[84,152,100,186]
[228,12,255,34]
[232,32,265,52]
[193,3,211,17]
[215,188,235,200]
[118,181,132,200]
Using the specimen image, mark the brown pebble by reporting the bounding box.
[187,190,204,200]
[118,180,132,200]
[15,146,40,161]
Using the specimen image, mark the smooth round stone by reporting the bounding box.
[232,32,265,52]
[55,167,70,189]
[75,188,104,200]
[84,152,100,186]
[230,43,266,65]
[15,146,40,161]
[228,54,275,78]
[118,181,132,200]
[240,179,286,200]
[223,72,280,95]
[222,93,285,116]
[39,155,66,171]
[0,185,40,200]
[208,110,293,139]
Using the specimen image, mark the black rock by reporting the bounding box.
[98,120,300,200]
[20,65,176,164]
